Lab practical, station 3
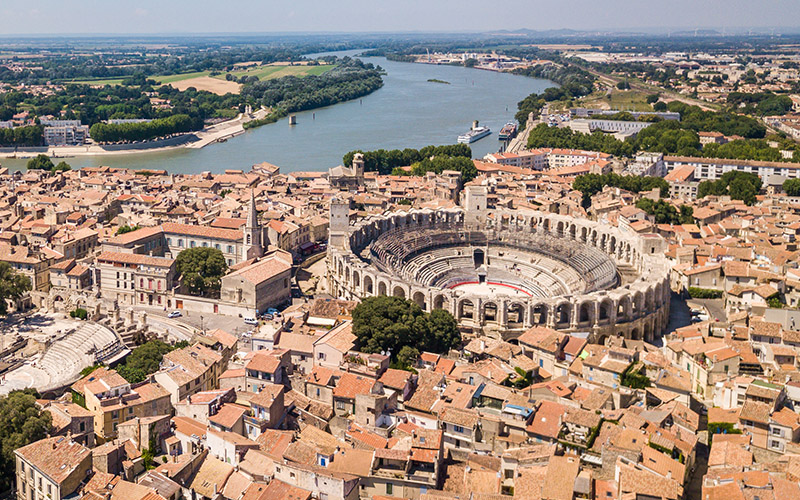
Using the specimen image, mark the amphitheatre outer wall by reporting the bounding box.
[327,199,671,345]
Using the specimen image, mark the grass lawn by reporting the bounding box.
[581,89,655,112]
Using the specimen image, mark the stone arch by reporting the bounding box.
[600,233,607,252]
[645,288,655,313]
[364,275,374,295]
[632,292,644,318]
[483,302,499,323]
[377,280,388,296]
[643,322,653,343]
[598,298,614,323]
[617,296,632,323]
[459,299,475,320]
[352,271,361,290]
[630,328,642,341]
[555,302,571,327]
[556,220,565,235]
[412,291,426,310]
[337,260,343,277]
[580,226,588,243]
[392,285,407,299]
[569,224,577,240]
[433,294,446,310]
[531,303,548,325]
[578,302,595,326]
[507,303,525,327]
[543,219,551,232]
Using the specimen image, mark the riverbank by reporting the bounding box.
[0,107,269,159]
[0,54,552,173]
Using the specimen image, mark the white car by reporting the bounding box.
[167,311,182,318]
[243,317,258,326]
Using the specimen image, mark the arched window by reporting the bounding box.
[247,234,252,245]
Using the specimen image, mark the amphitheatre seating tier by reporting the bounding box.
[368,224,618,296]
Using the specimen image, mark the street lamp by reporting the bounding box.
[200,315,204,335]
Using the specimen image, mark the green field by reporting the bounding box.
[66,77,127,86]
[221,64,335,81]
[152,71,213,84]
[65,64,334,87]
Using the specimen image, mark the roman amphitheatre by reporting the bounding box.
[328,186,671,345]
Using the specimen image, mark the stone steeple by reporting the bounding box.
[242,189,263,261]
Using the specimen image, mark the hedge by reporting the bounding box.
[687,287,723,299]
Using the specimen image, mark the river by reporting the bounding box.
[1,50,553,174]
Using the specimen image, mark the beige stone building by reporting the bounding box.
[15,436,92,500]
[96,251,176,307]
[219,249,292,314]
[74,368,172,443]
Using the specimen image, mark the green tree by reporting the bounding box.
[395,346,419,371]
[53,161,72,172]
[26,154,54,171]
[116,224,141,235]
[0,261,32,315]
[697,171,761,205]
[175,247,228,297]
[116,340,177,383]
[679,205,694,224]
[785,178,800,196]
[0,390,52,491]
[636,198,681,224]
[352,296,460,359]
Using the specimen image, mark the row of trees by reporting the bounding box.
[398,155,478,182]
[0,124,44,147]
[343,143,472,175]
[573,173,669,207]
[89,114,201,143]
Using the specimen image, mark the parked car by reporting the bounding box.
[263,313,274,321]
[266,308,280,316]
[243,316,259,326]
[167,310,182,318]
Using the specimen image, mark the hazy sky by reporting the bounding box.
[0,0,798,34]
